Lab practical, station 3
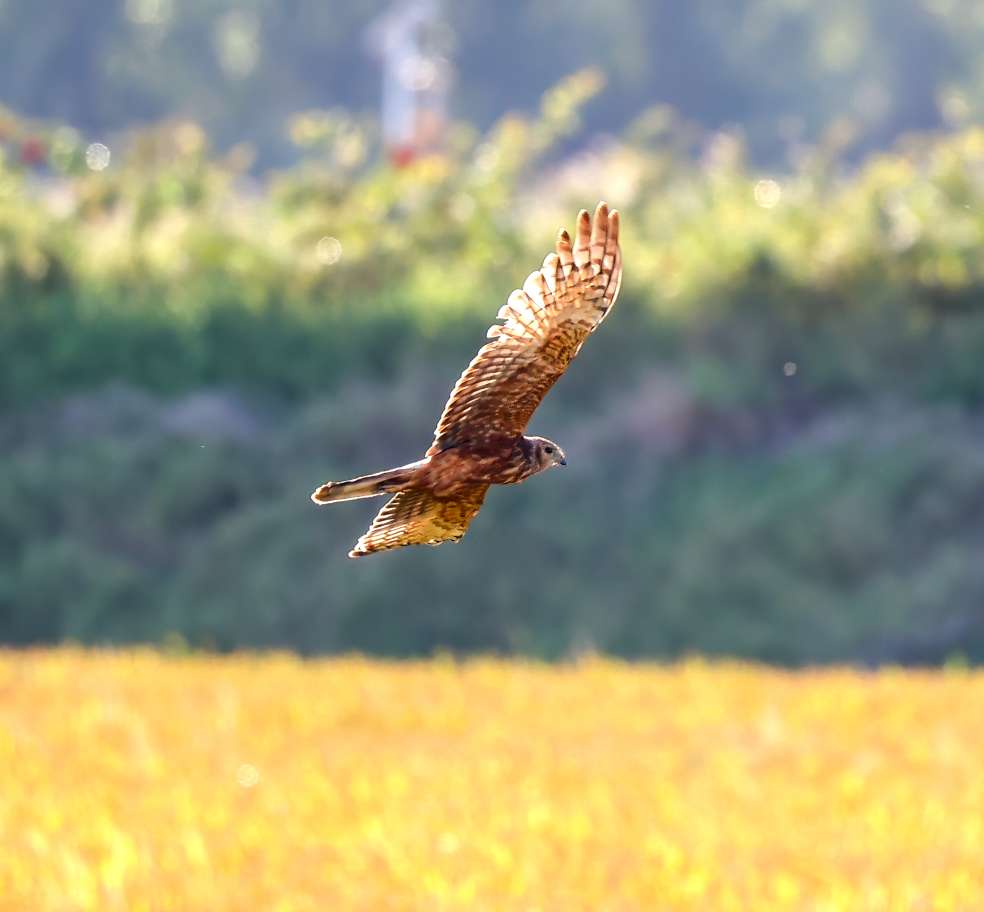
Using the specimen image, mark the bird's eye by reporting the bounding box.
[544,446,554,454]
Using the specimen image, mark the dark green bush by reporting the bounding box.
[3,389,983,663]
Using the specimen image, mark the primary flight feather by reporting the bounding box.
[312,201,623,558]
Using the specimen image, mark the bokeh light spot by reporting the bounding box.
[236,763,260,788]
[85,143,111,172]
[215,11,261,79]
[754,179,782,209]
[316,236,343,266]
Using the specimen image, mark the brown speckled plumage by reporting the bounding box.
[312,202,622,558]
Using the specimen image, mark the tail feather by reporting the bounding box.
[311,461,423,505]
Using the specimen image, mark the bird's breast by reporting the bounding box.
[424,440,535,493]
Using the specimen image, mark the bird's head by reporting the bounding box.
[527,436,567,472]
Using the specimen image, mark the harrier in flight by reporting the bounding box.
[312,201,622,558]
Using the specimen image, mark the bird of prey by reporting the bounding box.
[312,201,622,558]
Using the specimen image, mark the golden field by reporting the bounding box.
[1,651,983,911]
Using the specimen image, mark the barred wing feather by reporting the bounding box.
[349,485,490,558]
[428,202,622,454]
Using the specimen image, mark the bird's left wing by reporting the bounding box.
[428,201,622,454]
[348,485,490,558]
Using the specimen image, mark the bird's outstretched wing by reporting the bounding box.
[348,485,490,558]
[428,201,622,454]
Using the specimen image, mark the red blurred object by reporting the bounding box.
[388,145,416,169]
[20,136,46,166]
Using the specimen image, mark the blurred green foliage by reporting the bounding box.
[1,81,983,663]
[2,92,982,408]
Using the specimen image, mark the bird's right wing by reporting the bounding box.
[348,485,490,558]
[428,202,621,454]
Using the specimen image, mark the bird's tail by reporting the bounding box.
[310,461,424,505]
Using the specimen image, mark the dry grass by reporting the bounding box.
[1,650,982,910]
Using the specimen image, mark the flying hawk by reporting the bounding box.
[312,201,622,557]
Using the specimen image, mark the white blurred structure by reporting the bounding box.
[366,0,452,167]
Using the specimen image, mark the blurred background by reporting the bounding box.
[0,0,982,664]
